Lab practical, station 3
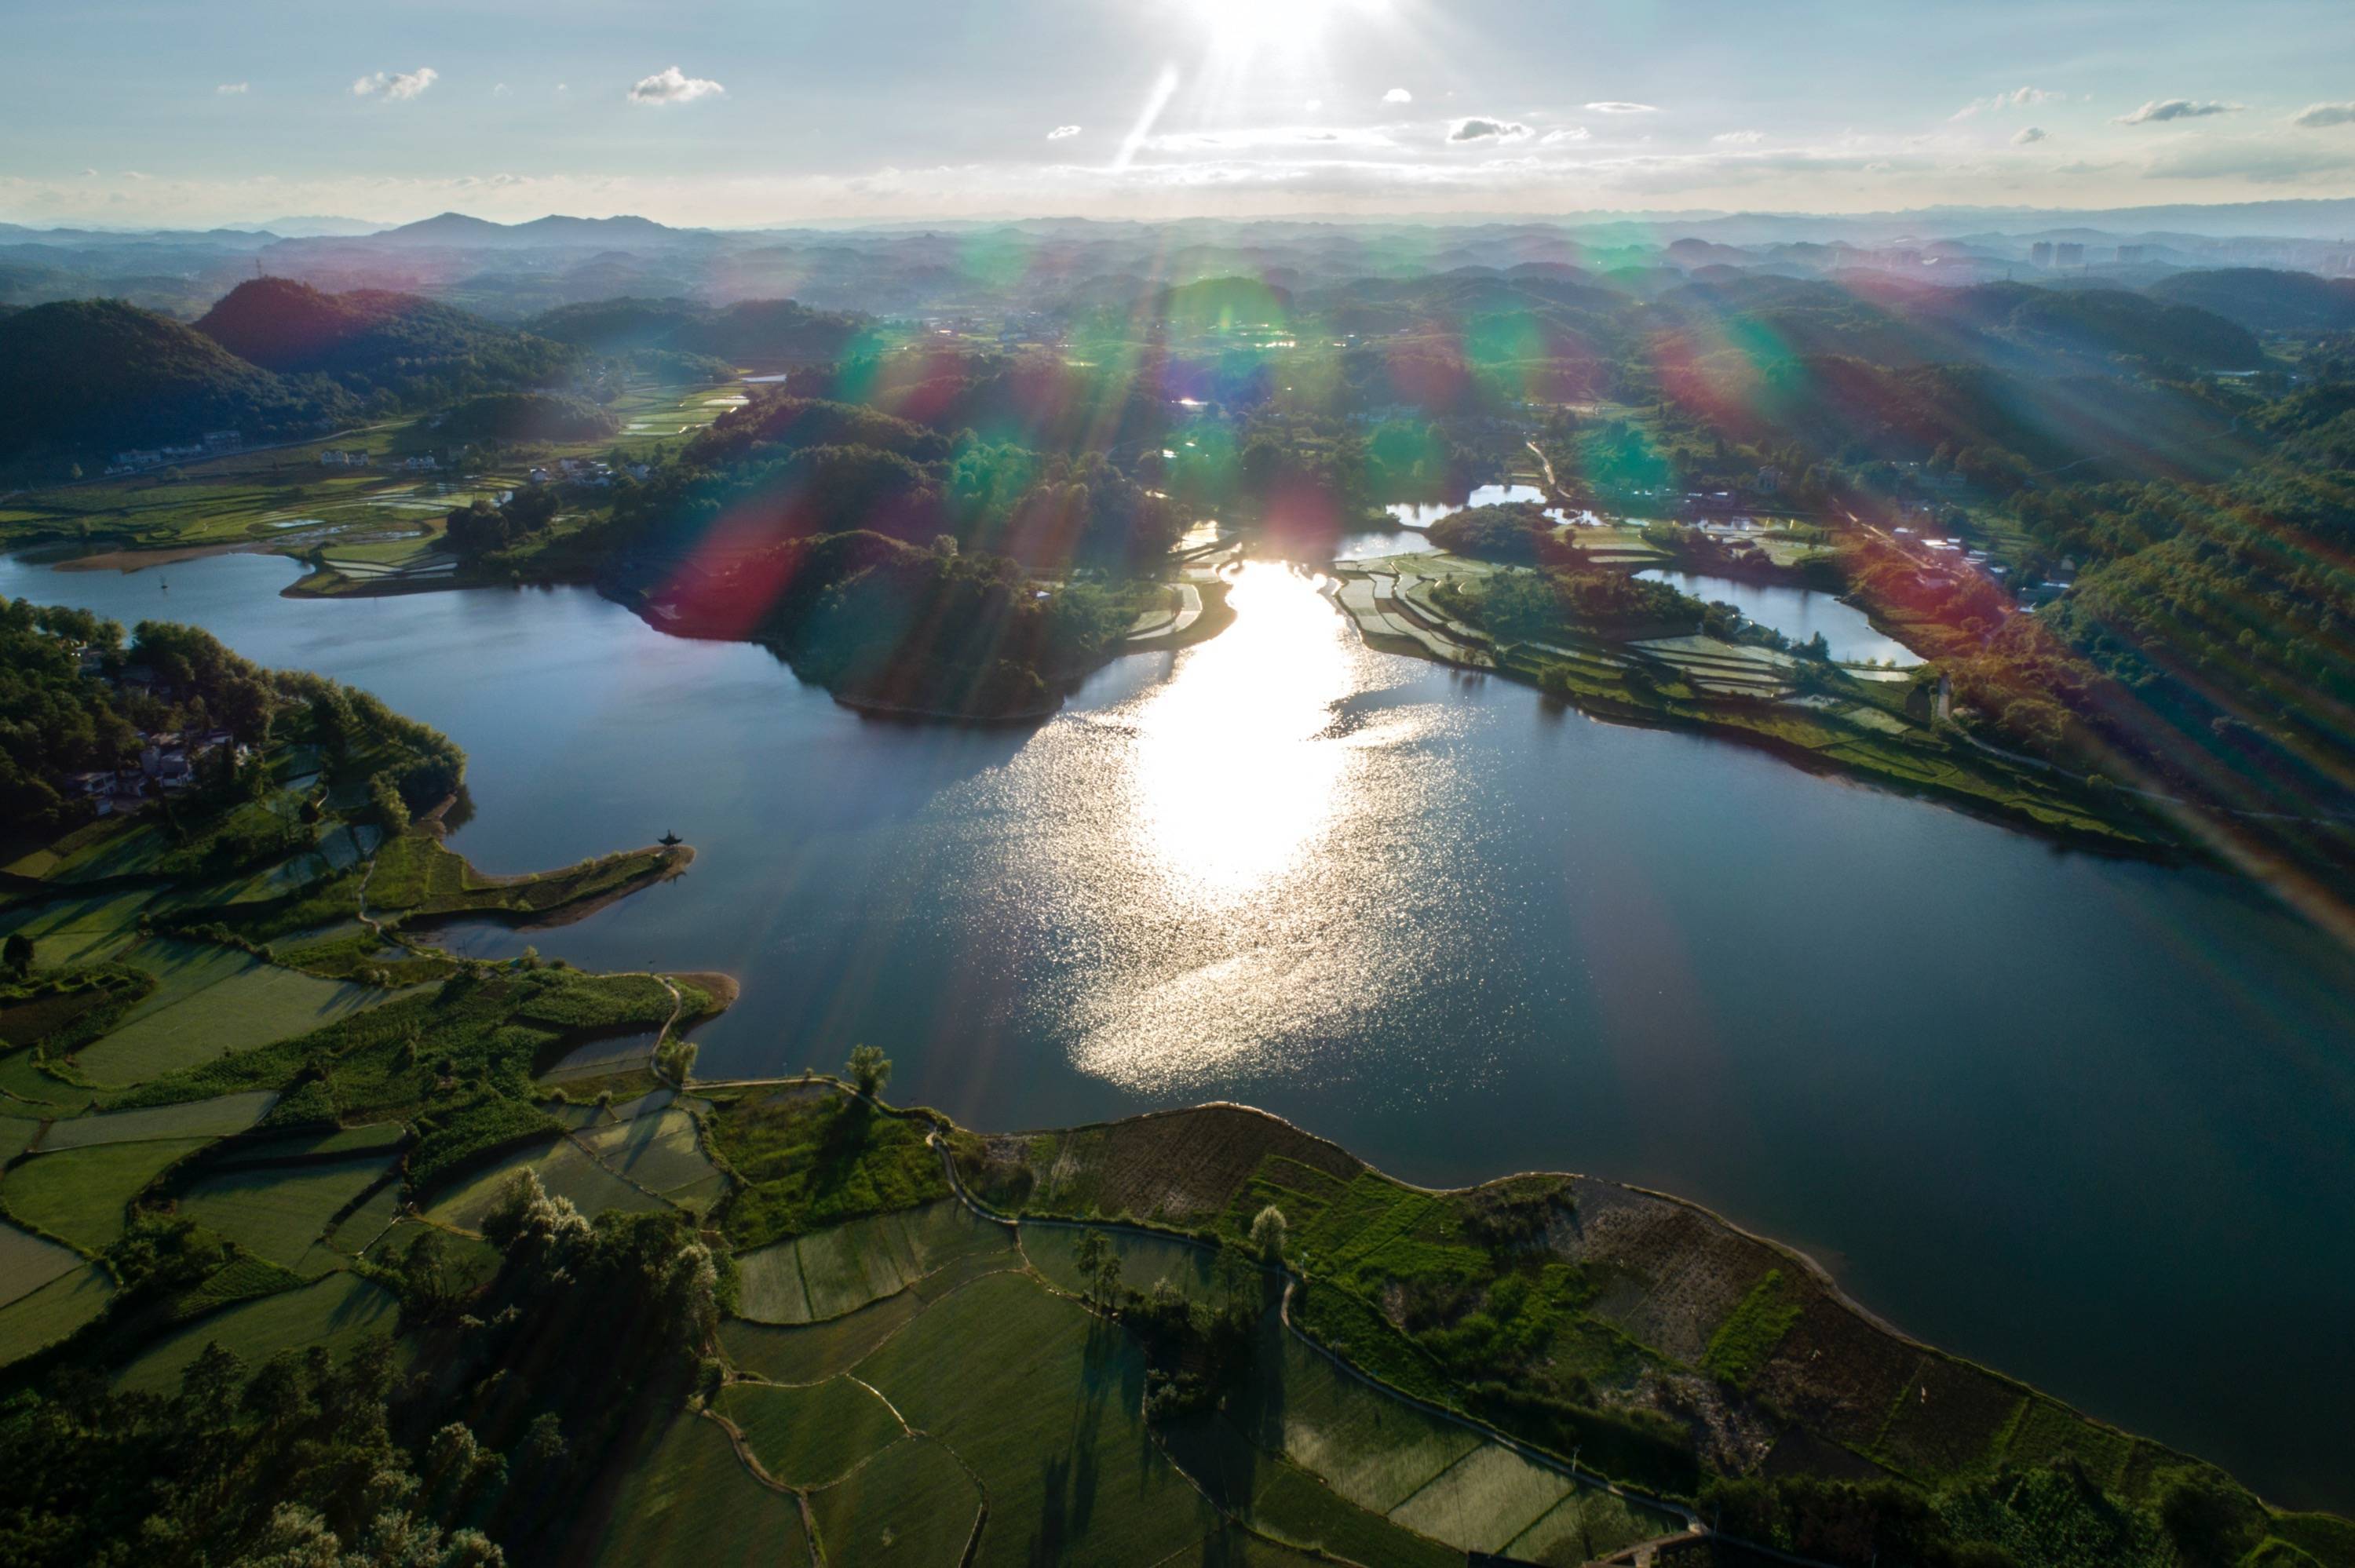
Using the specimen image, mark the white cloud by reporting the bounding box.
[627,66,725,106]
[2116,98,2242,124]
[1712,129,1764,144]
[352,67,438,102]
[1585,101,1657,115]
[1046,124,1082,140]
[1382,87,1412,105]
[216,82,249,97]
[1450,117,1529,143]
[1951,85,2061,120]
[1541,126,1590,144]
[1303,98,1322,112]
[494,83,510,97]
[2013,126,2048,145]
[2292,102,2355,129]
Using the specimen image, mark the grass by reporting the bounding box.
[1238,1327,1477,1515]
[325,1180,407,1256]
[75,957,399,1085]
[1022,1222,1218,1302]
[0,888,156,967]
[0,1265,115,1366]
[114,1271,400,1395]
[0,1049,96,1113]
[42,1090,279,1149]
[1,1137,212,1249]
[367,831,682,923]
[706,1087,948,1249]
[717,1377,904,1486]
[176,1154,400,1274]
[0,1220,85,1307]
[1701,1267,1804,1385]
[1157,1413,1462,1568]
[806,1435,982,1565]
[853,1268,1221,1565]
[591,1408,809,1568]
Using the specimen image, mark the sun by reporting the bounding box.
[1194,0,1351,53]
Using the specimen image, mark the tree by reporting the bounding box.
[2,932,32,976]
[1073,1228,1112,1306]
[845,1044,892,1096]
[1250,1205,1288,1263]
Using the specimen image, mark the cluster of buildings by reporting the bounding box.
[106,430,243,476]
[317,448,372,467]
[63,727,246,817]
[524,457,648,487]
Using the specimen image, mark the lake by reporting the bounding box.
[9,545,2354,1508]
[1638,568,1925,666]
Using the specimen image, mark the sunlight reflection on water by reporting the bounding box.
[951,560,1478,1093]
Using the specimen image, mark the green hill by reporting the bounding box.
[525,296,865,363]
[0,298,347,459]
[195,277,573,399]
[2145,268,2355,337]
[433,391,618,444]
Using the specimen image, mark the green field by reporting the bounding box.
[0,888,156,967]
[806,1435,983,1565]
[423,1136,674,1232]
[0,1265,115,1366]
[177,1153,400,1273]
[78,950,398,1085]
[0,1220,85,1307]
[854,1269,1221,1564]
[115,1271,401,1395]
[719,1292,928,1387]
[732,1198,1018,1324]
[590,1409,809,1568]
[571,1107,719,1194]
[42,1089,279,1149]
[717,1377,904,1487]
[1,1136,212,1249]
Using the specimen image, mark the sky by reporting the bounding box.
[5,0,2354,229]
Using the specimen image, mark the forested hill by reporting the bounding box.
[196,278,575,405]
[523,296,867,363]
[0,299,348,459]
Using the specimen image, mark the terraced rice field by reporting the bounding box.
[177,1153,400,1274]
[571,1108,718,1194]
[78,950,397,1084]
[0,1266,115,1366]
[2,1136,213,1249]
[717,1377,904,1486]
[732,1198,1017,1324]
[592,1409,809,1567]
[0,1220,85,1307]
[39,1089,279,1149]
[115,1271,401,1395]
[424,1136,671,1232]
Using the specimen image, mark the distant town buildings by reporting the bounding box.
[2030,241,2054,268]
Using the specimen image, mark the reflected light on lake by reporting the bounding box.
[962,559,1473,1095]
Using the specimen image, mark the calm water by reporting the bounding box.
[1639,569,1924,667]
[11,547,2355,1508]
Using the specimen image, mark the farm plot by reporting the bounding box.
[1157,1412,1462,1568]
[0,1265,115,1366]
[2,1136,212,1249]
[77,953,398,1085]
[325,1180,407,1256]
[1022,1221,1220,1302]
[853,1268,1220,1565]
[590,1409,809,1568]
[806,1435,981,1566]
[719,1292,926,1387]
[0,1051,93,1113]
[177,1153,399,1274]
[0,888,155,968]
[0,1220,83,1307]
[717,1377,904,1486]
[572,1109,718,1194]
[40,1089,278,1149]
[1234,1330,1478,1516]
[1502,1485,1678,1564]
[423,1136,671,1233]
[732,1198,1017,1324]
[1386,1442,1574,1553]
[0,1115,39,1163]
[115,1271,400,1395]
